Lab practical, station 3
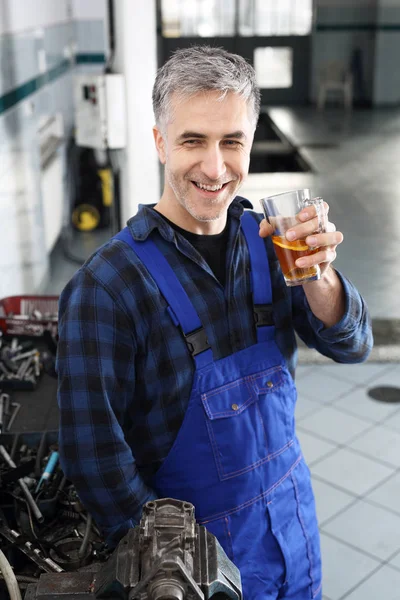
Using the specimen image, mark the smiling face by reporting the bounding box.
[153,91,255,234]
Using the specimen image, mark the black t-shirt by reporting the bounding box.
[156,213,229,287]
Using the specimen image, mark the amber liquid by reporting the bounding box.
[272,236,319,284]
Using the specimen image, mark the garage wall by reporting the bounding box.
[373,0,400,104]
[0,0,106,297]
[311,0,378,104]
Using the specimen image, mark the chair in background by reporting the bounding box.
[317,61,353,111]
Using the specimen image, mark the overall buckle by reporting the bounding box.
[184,327,211,357]
[254,304,274,327]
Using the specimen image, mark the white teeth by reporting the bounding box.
[195,182,224,191]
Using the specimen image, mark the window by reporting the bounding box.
[254,47,293,88]
[161,0,313,38]
[239,0,313,37]
[161,0,235,38]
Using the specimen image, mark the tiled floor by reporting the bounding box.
[296,363,400,600]
[47,106,400,599]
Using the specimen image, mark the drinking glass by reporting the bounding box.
[261,189,327,286]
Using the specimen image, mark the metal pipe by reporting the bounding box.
[106,0,116,72]
[6,402,21,432]
[9,433,20,462]
[0,549,22,600]
[78,513,92,559]
[0,445,44,523]
[0,394,4,434]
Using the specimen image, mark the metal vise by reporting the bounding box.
[25,498,242,600]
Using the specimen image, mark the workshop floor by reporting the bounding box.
[46,106,400,600]
[296,362,400,600]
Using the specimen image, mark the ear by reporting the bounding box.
[153,126,166,165]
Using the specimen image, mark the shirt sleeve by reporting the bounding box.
[291,269,373,363]
[56,267,157,547]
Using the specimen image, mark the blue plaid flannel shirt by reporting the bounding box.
[57,198,372,545]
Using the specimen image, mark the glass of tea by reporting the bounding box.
[261,189,327,287]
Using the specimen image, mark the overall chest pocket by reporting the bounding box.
[201,366,295,480]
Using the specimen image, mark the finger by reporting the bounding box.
[259,218,274,238]
[286,216,321,241]
[305,231,343,248]
[326,221,336,233]
[287,215,340,242]
[297,201,329,223]
[295,247,337,268]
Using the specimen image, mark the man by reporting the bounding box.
[57,46,372,599]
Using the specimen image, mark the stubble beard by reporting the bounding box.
[166,166,238,223]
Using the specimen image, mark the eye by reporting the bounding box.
[223,140,241,147]
[183,139,201,146]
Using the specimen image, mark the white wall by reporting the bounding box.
[0,0,108,35]
[71,0,106,21]
[113,0,160,223]
[0,1,74,296]
[0,0,70,35]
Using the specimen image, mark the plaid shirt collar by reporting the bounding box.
[127,197,253,242]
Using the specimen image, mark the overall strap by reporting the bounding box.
[114,228,214,369]
[241,211,275,343]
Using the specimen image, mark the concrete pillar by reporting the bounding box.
[112,0,160,225]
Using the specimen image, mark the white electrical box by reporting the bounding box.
[74,74,127,150]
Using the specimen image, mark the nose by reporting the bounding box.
[201,144,226,181]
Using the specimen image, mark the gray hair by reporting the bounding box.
[153,45,261,132]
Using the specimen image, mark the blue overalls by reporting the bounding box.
[116,211,322,600]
